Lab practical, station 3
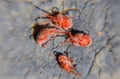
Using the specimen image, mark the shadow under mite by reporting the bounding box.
[70,29,87,35]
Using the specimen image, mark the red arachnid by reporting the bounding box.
[62,29,92,47]
[34,5,80,31]
[53,51,82,76]
[46,11,73,31]
[37,27,65,47]
[32,23,65,47]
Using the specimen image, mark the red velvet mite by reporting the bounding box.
[53,51,82,76]
[35,5,74,31]
[33,23,65,47]
[61,29,92,47]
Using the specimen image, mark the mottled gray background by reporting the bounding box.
[0,0,120,79]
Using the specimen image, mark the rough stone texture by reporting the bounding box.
[0,0,120,79]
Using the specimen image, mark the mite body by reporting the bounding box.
[32,23,65,47]
[37,27,65,47]
[53,51,82,76]
[62,29,92,47]
[35,6,73,31]
[67,32,92,47]
[46,13,73,31]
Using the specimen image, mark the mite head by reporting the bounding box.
[51,7,60,16]
[53,51,64,60]
[53,51,63,57]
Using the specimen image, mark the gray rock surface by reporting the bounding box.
[0,0,120,79]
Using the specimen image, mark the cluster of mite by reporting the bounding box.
[32,5,92,76]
